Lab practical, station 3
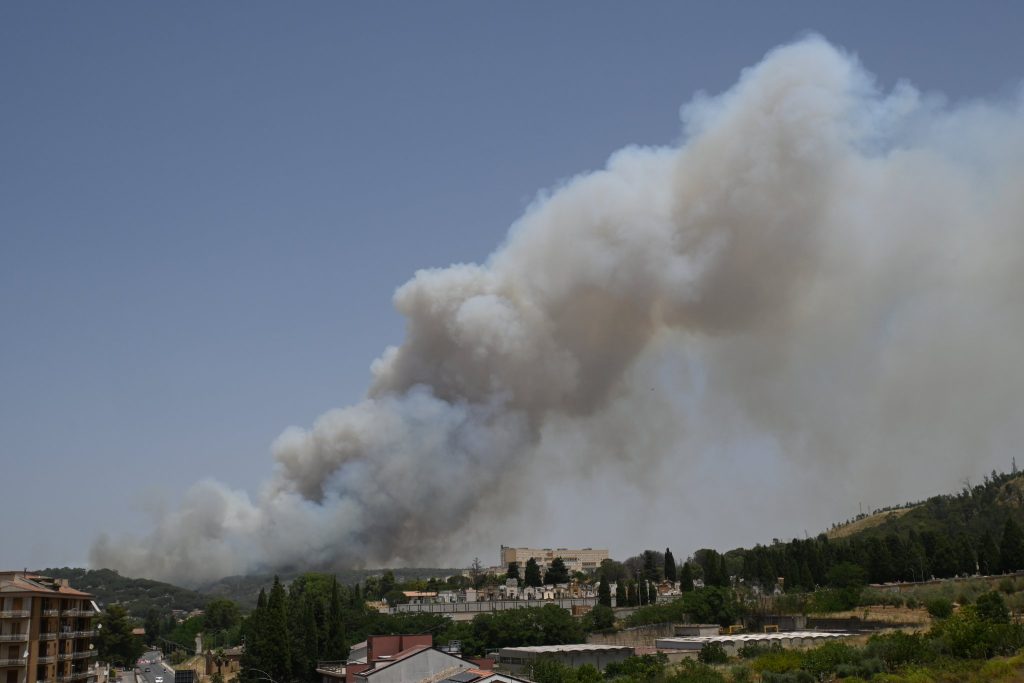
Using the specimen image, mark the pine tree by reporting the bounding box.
[664,548,677,583]
[598,575,612,608]
[1000,518,1024,572]
[680,562,695,592]
[544,557,570,585]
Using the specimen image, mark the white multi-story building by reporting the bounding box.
[500,546,609,574]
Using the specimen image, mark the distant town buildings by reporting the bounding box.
[499,546,609,574]
[0,572,99,683]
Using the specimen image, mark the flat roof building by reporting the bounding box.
[0,572,99,683]
[496,644,633,674]
[499,547,609,575]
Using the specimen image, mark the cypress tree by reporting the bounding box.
[507,562,520,581]
[664,548,677,583]
[648,581,658,604]
[524,558,543,587]
[265,576,292,683]
[680,563,695,592]
[326,578,344,660]
[598,575,612,608]
[615,581,627,606]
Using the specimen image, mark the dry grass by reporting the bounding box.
[827,506,918,539]
[821,604,931,627]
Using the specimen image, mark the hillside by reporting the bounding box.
[827,506,918,539]
[198,567,464,608]
[38,567,207,616]
[41,565,465,614]
[719,468,1024,592]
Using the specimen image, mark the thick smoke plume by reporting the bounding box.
[91,37,1024,583]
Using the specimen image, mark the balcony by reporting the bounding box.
[58,654,73,662]
[60,611,93,619]
[71,631,97,639]
[38,656,57,664]
[72,652,94,660]
[71,672,95,680]
[0,611,30,619]
[42,610,60,617]
[0,658,26,667]
[57,675,73,683]
[39,633,57,641]
[0,633,28,642]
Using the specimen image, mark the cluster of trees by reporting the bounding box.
[39,568,207,615]
[726,470,1024,593]
[624,586,742,628]
[95,604,144,666]
[506,557,572,587]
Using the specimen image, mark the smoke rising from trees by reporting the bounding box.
[91,37,1024,583]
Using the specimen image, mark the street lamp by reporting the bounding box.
[246,668,279,683]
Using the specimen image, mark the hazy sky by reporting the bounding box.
[3,2,1024,576]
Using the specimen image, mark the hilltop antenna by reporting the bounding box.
[1014,457,1018,475]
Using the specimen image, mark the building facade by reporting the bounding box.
[499,547,609,575]
[0,573,98,683]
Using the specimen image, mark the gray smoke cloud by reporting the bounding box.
[91,37,1024,583]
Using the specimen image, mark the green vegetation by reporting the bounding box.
[95,604,144,666]
[625,587,741,628]
[39,567,206,615]
[713,470,1024,599]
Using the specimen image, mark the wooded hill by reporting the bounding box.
[714,468,1024,592]
[38,567,207,616]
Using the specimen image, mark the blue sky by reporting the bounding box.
[2,2,1024,573]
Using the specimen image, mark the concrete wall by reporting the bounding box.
[586,623,677,648]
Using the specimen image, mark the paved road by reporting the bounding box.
[134,651,174,683]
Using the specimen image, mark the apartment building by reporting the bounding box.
[0,573,98,683]
[499,546,609,575]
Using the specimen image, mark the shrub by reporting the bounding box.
[975,590,1010,623]
[698,641,728,665]
[904,596,920,609]
[865,631,930,669]
[738,641,783,659]
[925,597,953,619]
[667,659,725,683]
[998,577,1016,594]
[729,665,753,683]
[801,641,861,676]
[751,649,804,674]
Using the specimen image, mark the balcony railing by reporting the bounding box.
[56,675,73,683]
[70,631,97,639]
[60,611,93,618]
[0,633,28,642]
[42,610,60,618]
[37,655,57,664]
[72,652,94,660]
[0,658,26,667]
[0,611,30,618]
[71,672,95,680]
[39,633,57,641]
[58,653,73,662]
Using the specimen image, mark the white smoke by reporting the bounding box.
[91,37,1024,583]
